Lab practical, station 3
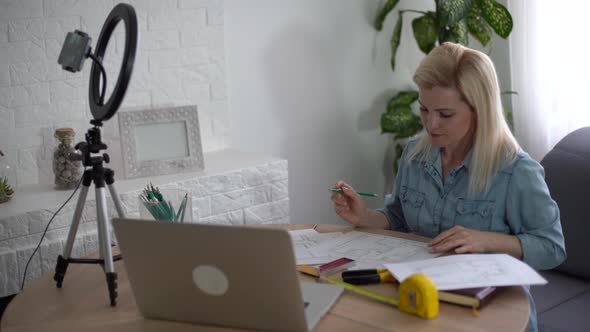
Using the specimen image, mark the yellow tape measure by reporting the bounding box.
[321,273,439,319]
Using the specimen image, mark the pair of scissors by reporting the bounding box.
[342,268,396,285]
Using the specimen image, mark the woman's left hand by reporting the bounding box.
[428,225,492,254]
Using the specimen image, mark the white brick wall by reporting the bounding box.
[0,158,289,297]
[0,0,229,187]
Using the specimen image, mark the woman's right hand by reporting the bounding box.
[330,180,368,226]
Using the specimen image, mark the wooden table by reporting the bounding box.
[1,224,530,332]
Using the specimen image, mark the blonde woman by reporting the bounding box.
[331,43,565,332]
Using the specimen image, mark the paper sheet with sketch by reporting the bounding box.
[288,229,344,265]
[306,231,439,269]
[385,253,548,290]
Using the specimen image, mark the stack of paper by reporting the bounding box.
[289,229,547,291]
[384,254,547,290]
[289,229,345,265]
[288,229,439,268]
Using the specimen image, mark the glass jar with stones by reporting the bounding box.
[53,128,82,190]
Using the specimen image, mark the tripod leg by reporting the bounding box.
[96,187,118,306]
[107,183,125,249]
[54,172,92,288]
[104,168,125,250]
[105,168,125,218]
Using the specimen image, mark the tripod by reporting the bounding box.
[53,121,126,306]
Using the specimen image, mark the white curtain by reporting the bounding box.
[509,0,590,161]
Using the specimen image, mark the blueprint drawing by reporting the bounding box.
[308,231,439,268]
[385,254,547,290]
[288,229,343,264]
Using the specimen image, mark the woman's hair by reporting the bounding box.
[409,42,519,195]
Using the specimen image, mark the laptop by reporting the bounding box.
[112,218,343,332]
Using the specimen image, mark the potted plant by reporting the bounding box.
[375,0,514,174]
[0,150,15,203]
[0,176,14,203]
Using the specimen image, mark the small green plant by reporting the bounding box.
[375,0,514,173]
[0,176,14,202]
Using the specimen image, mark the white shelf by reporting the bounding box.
[0,149,282,220]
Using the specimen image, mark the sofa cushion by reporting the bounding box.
[532,270,590,314]
[537,289,590,332]
[540,127,590,279]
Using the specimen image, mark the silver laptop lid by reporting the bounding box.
[112,218,308,332]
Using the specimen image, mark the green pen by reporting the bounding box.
[169,201,176,221]
[331,188,378,198]
[179,194,188,223]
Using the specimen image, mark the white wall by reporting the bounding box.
[0,0,229,187]
[225,0,512,225]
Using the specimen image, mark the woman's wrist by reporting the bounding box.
[358,208,371,226]
[485,232,523,259]
[359,209,389,229]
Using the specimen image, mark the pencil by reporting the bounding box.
[331,188,378,198]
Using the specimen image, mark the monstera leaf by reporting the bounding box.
[375,0,513,71]
[439,18,469,45]
[478,0,512,38]
[387,90,419,111]
[390,12,403,71]
[412,12,438,54]
[437,0,470,27]
[382,91,422,139]
[374,0,400,31]
[381,105,423,139]
[467,2,492,46]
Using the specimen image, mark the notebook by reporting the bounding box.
[112,218,343,332]
[439,286,497,309]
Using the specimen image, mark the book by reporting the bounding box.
[438,286,497,309]
[297,257,355,277]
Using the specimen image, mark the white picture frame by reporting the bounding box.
[118,105,204,179]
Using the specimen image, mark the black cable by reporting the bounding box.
[87,53,107,105]
[20,172,85,291]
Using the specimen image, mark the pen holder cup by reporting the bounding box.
[138,188,193,223]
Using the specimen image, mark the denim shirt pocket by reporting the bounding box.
[454,199,494,231]
[400,186,426,230]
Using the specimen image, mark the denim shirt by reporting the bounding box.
[380,139,566,271]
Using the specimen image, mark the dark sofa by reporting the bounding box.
[532,126,590,332]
